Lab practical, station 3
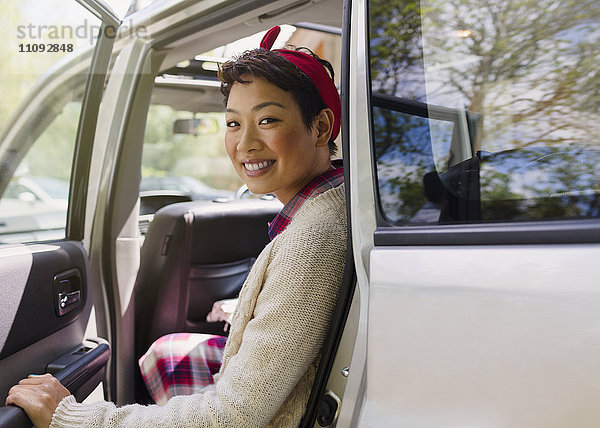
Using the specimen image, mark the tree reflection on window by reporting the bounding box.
[369,0,600,224]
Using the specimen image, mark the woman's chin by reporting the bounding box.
[245,183,274,197]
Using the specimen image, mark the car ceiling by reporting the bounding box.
[150,80,224,113]
[155,0,343,76]
[146,0,343,114]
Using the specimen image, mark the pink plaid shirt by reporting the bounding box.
[268,162,344,240]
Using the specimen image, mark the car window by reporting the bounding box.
[141,105,241,201]
[369,0,600,225]
[0,1,103,243]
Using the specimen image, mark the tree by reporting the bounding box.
[369,0,424,99]
[421,0,600,152]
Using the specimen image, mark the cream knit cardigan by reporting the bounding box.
[50,184,347,428]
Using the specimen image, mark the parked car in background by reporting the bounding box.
[0,176,69,243]
[5,176,70,202]
[140,175,234,201]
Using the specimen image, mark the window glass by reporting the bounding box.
[369,0,600,225]
[140,104,241,212]
[0,1,102,243]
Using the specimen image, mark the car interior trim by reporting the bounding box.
[75,0,120,27]
[148,0,276,50]
[374,219,600,246]
[67,23,116,241]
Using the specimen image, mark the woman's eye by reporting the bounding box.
[259,117,278,125]
[226,120,239,128]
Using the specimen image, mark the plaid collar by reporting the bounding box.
[268,162,344,240]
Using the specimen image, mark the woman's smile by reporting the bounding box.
[243,159,276,176]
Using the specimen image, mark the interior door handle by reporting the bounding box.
[54,269,82,316]
[59,290,80,309]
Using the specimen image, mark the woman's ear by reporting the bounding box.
[314,108,335,147]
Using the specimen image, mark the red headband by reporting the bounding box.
[260,26,341,140]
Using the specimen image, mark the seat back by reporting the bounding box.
[134,198,281,357]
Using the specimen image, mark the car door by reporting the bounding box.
[0,1,119,426]
[335,0,600,426]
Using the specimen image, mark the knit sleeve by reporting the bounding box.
[49,188,346,428]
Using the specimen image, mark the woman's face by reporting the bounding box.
[224,76,331,205]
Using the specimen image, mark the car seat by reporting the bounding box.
[134,198,281,360]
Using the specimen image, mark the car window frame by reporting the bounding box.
[67,15,119,240]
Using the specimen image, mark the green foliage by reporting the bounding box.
[384,169,428,221]
[372,107,430,160]
[421,0,600,149]
[18,101,79,180]
[480,170,522,220]
[369,0,423,97]
[0,2,28,132]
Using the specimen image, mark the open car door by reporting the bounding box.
[0,1,119,426]
[334,0,600,426]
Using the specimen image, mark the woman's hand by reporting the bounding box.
[206,300,229,323]
[5,374,70,428]
[206,299,238,331]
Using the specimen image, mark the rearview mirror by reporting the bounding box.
[173,118,219,135]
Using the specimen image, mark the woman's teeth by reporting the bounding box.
[245,160,274,171]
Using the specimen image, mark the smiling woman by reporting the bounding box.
[6,25,347,428]
[219,28,340,206]
[223,77,333,204]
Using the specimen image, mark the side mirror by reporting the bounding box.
[173,118,219,135]
[17,191,37,203]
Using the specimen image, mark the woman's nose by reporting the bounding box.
[237,125,260,152]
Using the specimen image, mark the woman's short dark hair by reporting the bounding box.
[218,47,337,156]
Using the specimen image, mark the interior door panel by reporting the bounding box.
[0,338,109,428]
[0,242,89,359]
[0,241,107,427]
